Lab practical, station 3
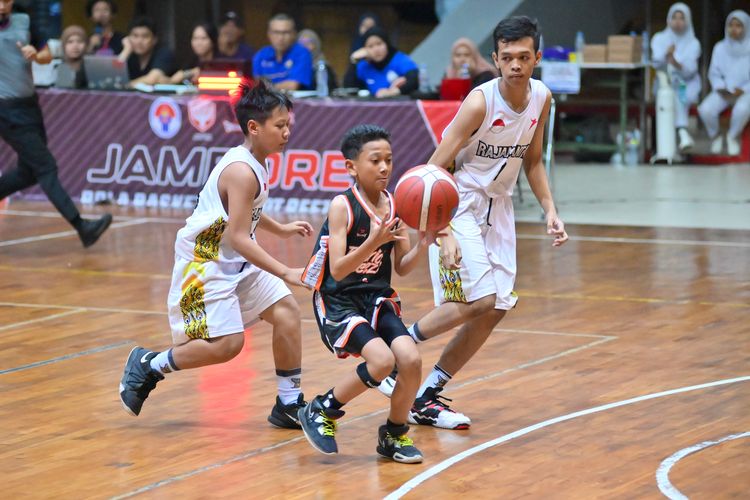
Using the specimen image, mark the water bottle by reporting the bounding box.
[677,78,687,105]
[316,59,329,97]
[626,128,640,166]
[575,31,585,63]
[418,64,430,93]
[458,62,470,79]
[641,30,650,64]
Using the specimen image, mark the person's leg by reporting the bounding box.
[727,93,750,155]
[697,91,729,142]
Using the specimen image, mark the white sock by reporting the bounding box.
[149,349,179,375]
[276,368,302,405]
[407,323,427,344]
[417,364,452,398]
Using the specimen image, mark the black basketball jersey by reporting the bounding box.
[302,186,396,296]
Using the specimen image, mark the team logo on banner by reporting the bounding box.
[187,98,216,133]
[149,97,182,139]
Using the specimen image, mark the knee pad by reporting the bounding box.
[357,362,382,388]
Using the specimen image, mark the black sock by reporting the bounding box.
[322,388,344,410]
[386,419,407,434]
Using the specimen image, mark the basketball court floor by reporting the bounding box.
[1,162,748,498]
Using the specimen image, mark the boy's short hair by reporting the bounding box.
[128,16,157,36]
[234,78,293,135]
[86,0,117,18]
[269,13,296,29]
[493,16,541,52]
[220,10,242,28]
[340,124,391,160]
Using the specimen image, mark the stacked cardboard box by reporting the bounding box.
[607,35,641,63]
[582,44,607,63]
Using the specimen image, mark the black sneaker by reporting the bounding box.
[376,423,423,463]
[78,213,113,248]
[298,396,345,455]
[268,393,306,429]
[119,346,164,416]
[408,386,471,429]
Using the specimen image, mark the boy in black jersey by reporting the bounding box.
[298,124,432,463]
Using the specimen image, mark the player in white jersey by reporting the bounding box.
[119,79,314,430]
[378,16,569,429]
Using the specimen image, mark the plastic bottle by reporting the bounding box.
[677,77,687,105]
[641,30,650,64]
[575,31,585,63]
[626,128,641,166]
[316,59,328,97]
[458,62,470,79]
[418,64,430,93]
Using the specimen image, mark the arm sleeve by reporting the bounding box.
[398,69,419,95]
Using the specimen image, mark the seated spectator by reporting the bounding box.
[59,25,88,88]
[348,12,380,67]
[86,0,124,55]
[252,14,312,91]
[651,2,701,152]
[344,27,418,98]
[171,22,217,84]
[443,37,497,88]
[698,10,750,156]
[120,16,176,86]
[217,11,254,76]
[298,28,338,94]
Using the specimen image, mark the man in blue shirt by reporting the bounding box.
[253,14,311,90]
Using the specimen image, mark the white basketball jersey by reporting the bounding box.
[445,78,549,198]
[174,145,269,263]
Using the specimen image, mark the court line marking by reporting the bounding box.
[655,431,750,500]
[0,340,132,375]
[0,218,150,247]
[0,301,166,316]
[384,375,750,500]
[111,328,615,498]
[0,309,85,333]
[2,209,749,248]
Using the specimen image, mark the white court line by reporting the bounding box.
[0,309,85,332]
[655,431,750,500]
[0,209,185,224]
[385,375,750,500]
[0,301,166,316]
[0,218,150,247]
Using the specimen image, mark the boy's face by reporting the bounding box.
[492,36,539,87]
[64,34,86,60]
[268,19,295,53]
[347,139,393,191]
[249,106,291,153]
[91,1,113,26]
[129,27,157,56]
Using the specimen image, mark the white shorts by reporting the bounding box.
[167,256,291,344]
[429,190,518,310]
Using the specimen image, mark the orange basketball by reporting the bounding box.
[394,164,459,232]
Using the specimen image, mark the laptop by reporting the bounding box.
[83,55,130,90]
[440,78,472,101]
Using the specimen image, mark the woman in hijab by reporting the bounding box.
[298,28,338,93]
[443,37,497,88]
[650,2,701,152]
[344,26,418,98]
[349,12,380,61]
[59,25,88,88]
[698,10,750,156]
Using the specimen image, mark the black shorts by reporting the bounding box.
[312,289,409,358]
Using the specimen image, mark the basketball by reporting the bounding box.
[394,164,459,232]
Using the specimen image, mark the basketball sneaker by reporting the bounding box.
[408,386,471,430]
[119,347,164,416]
[77,213,113,248]
[298,396,345,455]
[377,368,398,398]
[376,423,423,463]
[268,393,306,429]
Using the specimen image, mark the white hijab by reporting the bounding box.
[724,10,750,57]
[659,3,698,53]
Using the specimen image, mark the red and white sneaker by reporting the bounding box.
[408,386,471,430]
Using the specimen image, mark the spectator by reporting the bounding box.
[59,25,88,88]
[252,13,312,91]
[217,11,254,76]
[443,37,497,88]
[348,12,380,65]
[171,22,218,85]
[651,2,701,152]
[86,0,124,55]
[0,0,112,247]
[298,28,338,94]
[698,10,750,156]
[120,16,176,86]
[344,26,418,98]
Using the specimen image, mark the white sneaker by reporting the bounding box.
[710,135,723,154]
[377,373,397,398]
[727,135,741,156]
[678,128,694,151]
[408,387,471,429]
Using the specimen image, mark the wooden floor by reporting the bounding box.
[1,201,748,499]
